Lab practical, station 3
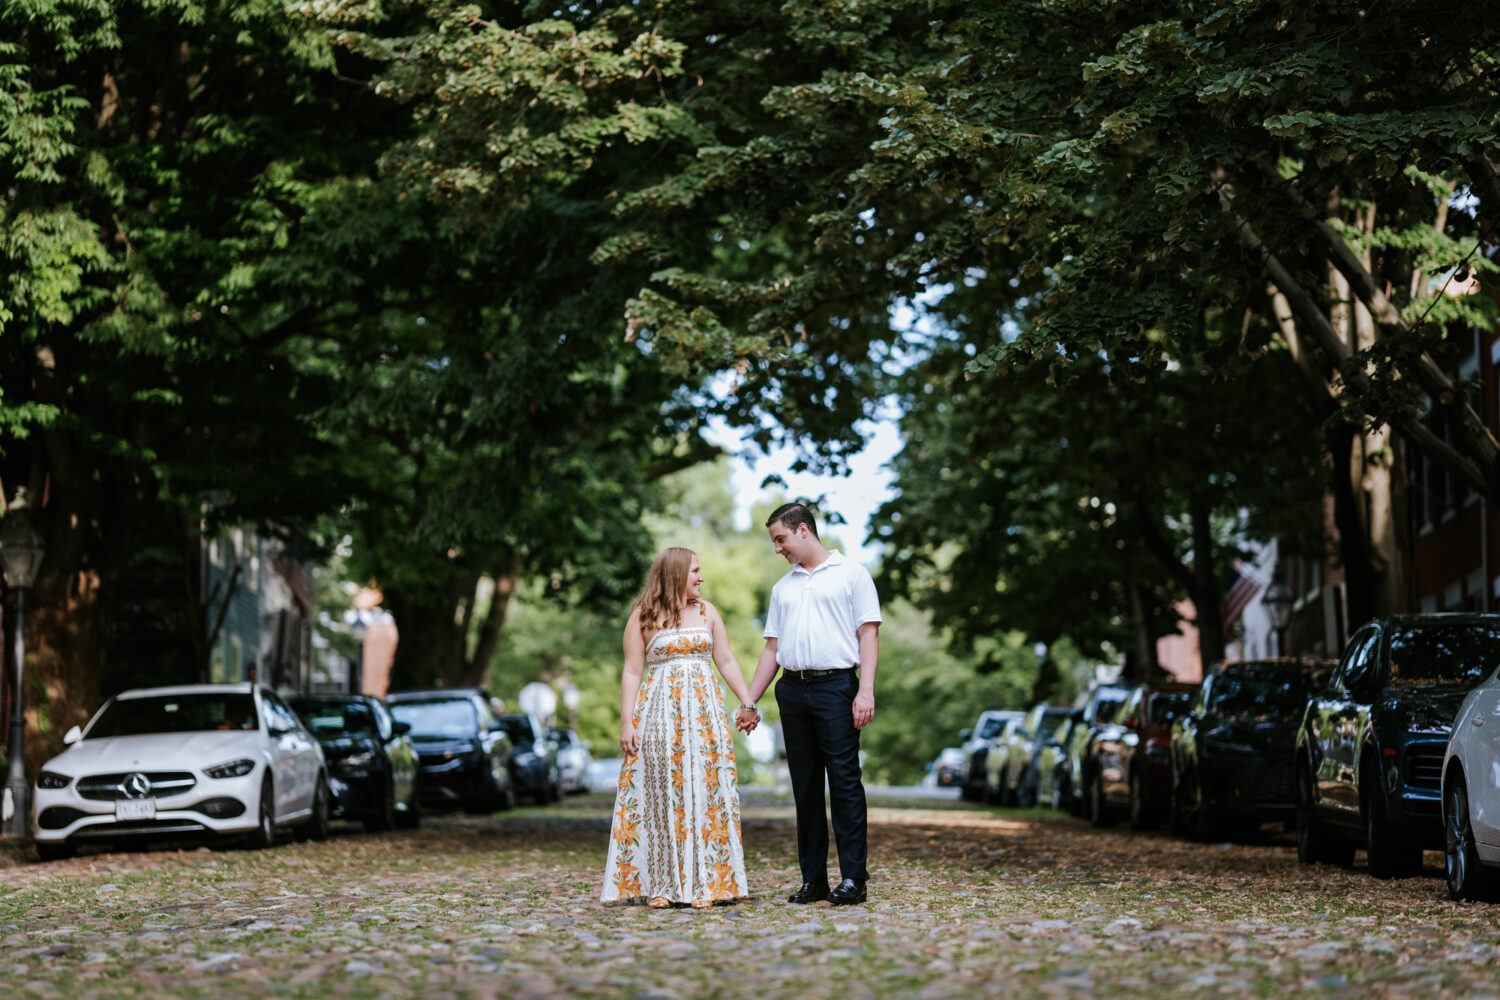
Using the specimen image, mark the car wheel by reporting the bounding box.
[365,776,396,832]
[395,777,422,830]
[296,774,331,843]
[1446,774,1494,901]
[1129,771,1152,831]
[1017,770,1037,809]
[1087,771,1110,827]
[36,841,73,862]
[1363,766,1421,879]
[1295,762,1352,866]
[245,778,275,851]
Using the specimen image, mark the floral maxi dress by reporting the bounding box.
[602,623,748,905]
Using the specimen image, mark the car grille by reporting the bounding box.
[1405,746,1445,790]
[77,771,197,801]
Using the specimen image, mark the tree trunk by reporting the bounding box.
[1190,494,1226,668]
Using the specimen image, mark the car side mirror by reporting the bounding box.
[959,727,973,741]
[63,725,82,746]
[268,718,291,736]
[392,721,412,736]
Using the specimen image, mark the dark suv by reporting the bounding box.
[498,713,562,804]
[386,688,515,814]
[1171,659,1329,839]
[1295,615,1500,877]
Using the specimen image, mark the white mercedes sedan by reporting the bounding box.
[1443,667,1500,899]
[32,684,328,860]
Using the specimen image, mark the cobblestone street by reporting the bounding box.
[1,790,1495,999]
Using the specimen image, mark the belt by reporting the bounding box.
[782,668,856,680]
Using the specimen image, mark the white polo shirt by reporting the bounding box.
[762,550,882,670]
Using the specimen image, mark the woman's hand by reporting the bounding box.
[619,720,640,755]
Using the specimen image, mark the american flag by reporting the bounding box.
[1221,561,1264,630]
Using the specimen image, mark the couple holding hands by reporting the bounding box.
[602,503,881,908]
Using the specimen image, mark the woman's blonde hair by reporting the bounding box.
[634,547,699,636]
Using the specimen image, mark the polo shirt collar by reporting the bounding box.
[793,549,845,576]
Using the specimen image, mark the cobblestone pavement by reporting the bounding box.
[1,790,1497,999]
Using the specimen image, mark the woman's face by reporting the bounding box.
[686,556,704,601]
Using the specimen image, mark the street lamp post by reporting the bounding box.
[1262,581,1295,658]
[1,489,46,842]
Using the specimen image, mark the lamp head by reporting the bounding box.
[0,490,45,590]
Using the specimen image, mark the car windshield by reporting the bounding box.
[1095,695,1126,723]
[1211,673,1316,716]
[1388,623,1500,687]
[502,719,534,748]
[978,716,1008,739]
[87,693,259,738]
[291,699,377,736]
[1147,691,1194,725]
[1035,713,1067,740]
[389,699,477,738]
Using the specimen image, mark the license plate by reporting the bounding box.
[116,798,156,820]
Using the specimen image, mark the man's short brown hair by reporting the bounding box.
[765,502,819,539]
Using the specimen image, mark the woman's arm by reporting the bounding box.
[706,602,755,707]
[619,609,646,754]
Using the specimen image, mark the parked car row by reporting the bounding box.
[942,613,1500,902]
[29,682,594,861]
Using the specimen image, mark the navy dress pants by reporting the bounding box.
[775,669,868,884]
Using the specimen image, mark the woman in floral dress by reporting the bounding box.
[602,547,758,907]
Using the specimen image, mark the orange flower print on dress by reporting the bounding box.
[601,622,748,907]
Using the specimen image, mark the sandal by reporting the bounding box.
[647,896,672,909]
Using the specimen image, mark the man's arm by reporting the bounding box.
[746,638,780,704]
[852,622,878,729]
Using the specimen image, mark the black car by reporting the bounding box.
[1296,614,1500,877]
[498,713,562,804]
[387,688,516,814]
[1169,659,1328,839]
[288,694,422,831]
[1059,682,1133,817]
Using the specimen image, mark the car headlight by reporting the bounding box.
[36,770,71,789]
[341,751,375,768]
[205,758,256,779]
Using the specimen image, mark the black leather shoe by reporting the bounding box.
[787,881,830,904]
[827,878,867,906]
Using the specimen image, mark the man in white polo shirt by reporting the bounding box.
[736,502,881,906]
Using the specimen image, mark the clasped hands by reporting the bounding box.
[733,706,761,734]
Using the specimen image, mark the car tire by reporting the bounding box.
[1086,772,1110,827]
[1017,770,1037,809]
[395,777,422,830]
[365,776,396,832]
[1446,773,1495,901]
[36,841,74,862]
[498,776,516,812]
[245,778,275,851]
[1129,770,1153,831]
[1295,761,1352,866]
[1363,766,1421,879]
[295,774,331,843]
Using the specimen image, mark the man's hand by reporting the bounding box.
[734,707,760,733]
[852,690,875,729]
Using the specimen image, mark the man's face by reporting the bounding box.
[768,520,808,565]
